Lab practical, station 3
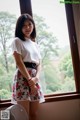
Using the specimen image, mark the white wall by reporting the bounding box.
[37,99,80,120]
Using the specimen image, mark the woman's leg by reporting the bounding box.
[17,100,30,116]
[29,101,40,120]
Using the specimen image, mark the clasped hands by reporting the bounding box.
[28,77,39,95]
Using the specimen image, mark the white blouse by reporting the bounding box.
[11,37,41,65]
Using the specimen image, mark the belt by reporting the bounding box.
[24,62,37,70]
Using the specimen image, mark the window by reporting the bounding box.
[0,0,80,103]
[31,0,77,95]
[0,0,20,100]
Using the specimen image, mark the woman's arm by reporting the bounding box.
[13,51,38,94]
[13,51,31,80]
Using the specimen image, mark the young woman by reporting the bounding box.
[11,13,45,120]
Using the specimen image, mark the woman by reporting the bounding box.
[11,13,45,120]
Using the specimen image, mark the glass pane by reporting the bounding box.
[31,0,76,94]
[0,0,20,100]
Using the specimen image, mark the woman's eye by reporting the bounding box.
[23,23,33,28]
[29,23,32,26]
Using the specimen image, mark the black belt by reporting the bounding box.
[24,62,37,70]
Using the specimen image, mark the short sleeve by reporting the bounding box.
[11,38,23,55]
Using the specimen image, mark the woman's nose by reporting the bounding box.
[26,26,30,29]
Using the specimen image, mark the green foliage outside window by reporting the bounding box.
[0,12,76,99]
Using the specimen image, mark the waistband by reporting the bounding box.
[24,62,37,70]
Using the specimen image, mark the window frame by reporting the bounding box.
[0,0,80,108]
[17,0,80,96]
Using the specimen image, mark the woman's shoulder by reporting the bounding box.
[13,37,21,42]
[12,37,22,44]
[11,37,24,48]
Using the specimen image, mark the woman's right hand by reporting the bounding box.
[28,78,38,95]
[28,78,35,86]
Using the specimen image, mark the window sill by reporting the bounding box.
[45,93,80,102]
[0,93,80,108]
[0,101,13,109]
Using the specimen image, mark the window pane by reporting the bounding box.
[31,0,76,94]
[0,0,20,100]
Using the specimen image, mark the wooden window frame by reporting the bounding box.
[0,0,80,108]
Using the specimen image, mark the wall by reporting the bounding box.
[0,99,80,120]
[37,99,80,120]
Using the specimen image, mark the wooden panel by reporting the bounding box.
[19,0,32,16]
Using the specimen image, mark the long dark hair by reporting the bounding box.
[15,13,36,42]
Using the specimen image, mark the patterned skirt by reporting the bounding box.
[11,67,45,103]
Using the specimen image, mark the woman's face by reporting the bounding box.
[22,20,34,38]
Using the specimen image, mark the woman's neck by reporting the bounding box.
[25,37,30,40]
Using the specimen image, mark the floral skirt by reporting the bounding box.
[11,68,45,103]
